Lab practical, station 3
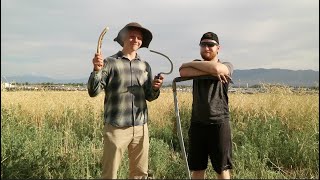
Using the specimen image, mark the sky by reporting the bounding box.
[1,0,319,82]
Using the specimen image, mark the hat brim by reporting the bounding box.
[114,26,153,48]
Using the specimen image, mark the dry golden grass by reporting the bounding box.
[1,91,104,128]
[1,88,318,130]
[229,91,319,130]
[147,91,192,127]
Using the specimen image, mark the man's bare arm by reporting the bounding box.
[179,67,209,77]
[179,61,232,83]
[180,60,230,75]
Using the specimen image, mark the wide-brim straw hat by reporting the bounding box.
[113,22,153,48]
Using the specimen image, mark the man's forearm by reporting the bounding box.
[179,67,210,77]
[181,61,229,75]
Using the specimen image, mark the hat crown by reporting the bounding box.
[114,22,153,48]
[200,32,219,44]
[125,22,142,28]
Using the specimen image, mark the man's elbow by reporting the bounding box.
[88,92,95,97]
[179,68,188,77]
[88,89,98,97]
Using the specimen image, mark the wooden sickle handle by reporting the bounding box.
[97,27,109,54]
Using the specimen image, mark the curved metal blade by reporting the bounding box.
[149,49,173,75]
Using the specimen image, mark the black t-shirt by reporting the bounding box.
[191,61,233,125]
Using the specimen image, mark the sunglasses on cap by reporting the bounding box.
[199,42,218,48]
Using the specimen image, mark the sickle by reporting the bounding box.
[97,27,109,54]
[149,49,173,78]
[96,29,173,77]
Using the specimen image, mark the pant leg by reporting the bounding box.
[101,123,133,179]
[128,124,149,179]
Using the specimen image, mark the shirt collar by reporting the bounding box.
[116,51,141,61]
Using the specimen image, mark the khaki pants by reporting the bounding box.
[101,123,149,179]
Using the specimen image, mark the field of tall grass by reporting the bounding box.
[1,86,319,179]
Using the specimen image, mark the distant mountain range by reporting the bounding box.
[1,75,87,84]
[1,68,319,87]
[232,68,319,87]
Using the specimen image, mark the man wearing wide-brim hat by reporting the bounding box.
[114,22,153,48]
[88,22,164,179]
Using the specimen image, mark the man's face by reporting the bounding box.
[199,39,219,61]
[123,29,143,51]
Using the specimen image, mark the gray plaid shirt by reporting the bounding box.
[88,51,160,127]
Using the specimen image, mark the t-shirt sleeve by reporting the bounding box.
[222,62,234,77]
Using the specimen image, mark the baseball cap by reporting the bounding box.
[200,32,219,45]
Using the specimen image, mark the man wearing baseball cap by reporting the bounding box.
[88,22,164,179]
[179,32,233,179]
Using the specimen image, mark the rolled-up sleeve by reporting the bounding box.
[223,62,234,77]
[87,59,110,97]
[87,70,104,97]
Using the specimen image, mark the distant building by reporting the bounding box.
[1,82,16,90]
